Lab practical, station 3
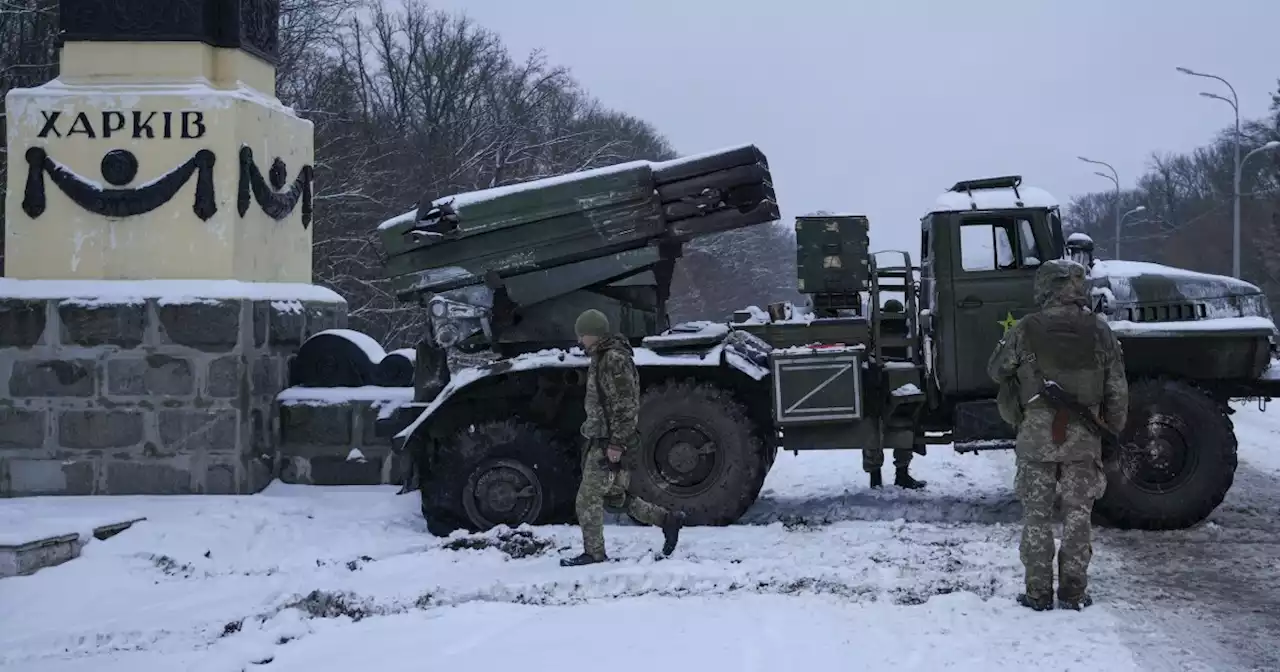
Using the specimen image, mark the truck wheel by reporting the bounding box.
[1094,378,1237,531]
[420,419,577,536]
[629,381,765,526]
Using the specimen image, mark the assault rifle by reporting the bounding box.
[1038,380,1133,462]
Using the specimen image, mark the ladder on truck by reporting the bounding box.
[868,250,920,365]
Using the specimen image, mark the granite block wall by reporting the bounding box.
[276,392,415,486]
[0,296,347,495]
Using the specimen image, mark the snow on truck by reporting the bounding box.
[371,146,1280,537]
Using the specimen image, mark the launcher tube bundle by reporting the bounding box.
[377,144,779,300]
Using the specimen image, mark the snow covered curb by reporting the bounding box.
[0,517,144,578]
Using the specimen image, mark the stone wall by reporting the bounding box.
[276,391,416,487]
[0,296,346,495]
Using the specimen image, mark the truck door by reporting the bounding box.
[949,213,1046,395]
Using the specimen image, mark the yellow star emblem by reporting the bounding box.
[998,311,1018,333]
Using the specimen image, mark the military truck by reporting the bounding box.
[376,159,1280,537]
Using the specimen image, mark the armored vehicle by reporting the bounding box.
[377,161,1280,537]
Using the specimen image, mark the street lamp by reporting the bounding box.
[1243,140,1280,170]
[1078,156,1121,259]
[1176,66,1243,277]
[1117,205,1146,259]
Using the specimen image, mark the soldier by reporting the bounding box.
[986,259,1128,611]
[560,309,686,567]
[864,298,927,490]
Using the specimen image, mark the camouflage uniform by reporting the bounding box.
[986,259,1128,610]
[562,310,684,566]
[862,448,924,489]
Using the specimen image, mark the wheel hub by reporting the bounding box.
[651,423,720,493]
[463,458,543,529]
[1123,412,1194,493]
[667,441,700,473]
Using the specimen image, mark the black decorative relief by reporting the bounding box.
[237,146,313,228]
[22,147,217,221]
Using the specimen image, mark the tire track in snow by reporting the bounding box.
[1098,463,1280,672]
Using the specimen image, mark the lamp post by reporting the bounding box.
[1117,205,1146,259]
[1078,156,1121,259]
[1242,140,1280,175]
[1176,66,1243,277]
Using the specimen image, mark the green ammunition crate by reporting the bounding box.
[795,215,870,294]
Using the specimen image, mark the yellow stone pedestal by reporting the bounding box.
[4,41,314,282]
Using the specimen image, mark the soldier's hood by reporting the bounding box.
[1035,259,1088,308]
[589,335,633,357]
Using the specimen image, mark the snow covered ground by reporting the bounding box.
[3,405,1279,672]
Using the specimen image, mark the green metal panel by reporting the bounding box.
[652,145,767,185]
[733,317,871,349]
[378,163,655,258]
[795,215,871,294]
[386,197,665,296]
[499,247,663,307]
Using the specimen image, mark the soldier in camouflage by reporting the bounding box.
[560,309,686,567]
[986,259,1128,611]
[864,299,927,489]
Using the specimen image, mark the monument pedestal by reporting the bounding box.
[0,281,346,495]
[0,0,350,496]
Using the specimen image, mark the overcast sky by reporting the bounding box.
[410,0,1276,254]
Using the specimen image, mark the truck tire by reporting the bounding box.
[1094,378,1237,531]
[420,419,578,536]
[628,380,765,526]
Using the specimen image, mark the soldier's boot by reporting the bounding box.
[1016,593,1054,611]
[1057,593,1093,611]
[894,467,927,490]
[1057,578,1094,611]
[661,511,686,556]
[869,470,883,489]
[559,552,607,567]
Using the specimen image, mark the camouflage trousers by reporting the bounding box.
[863,448,914,472]
[576,442,668,558]
[1015,458,1107,600]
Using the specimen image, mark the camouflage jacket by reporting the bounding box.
[581,335,641,452]
[987,260,1129,462]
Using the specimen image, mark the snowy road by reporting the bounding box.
[2,405,1279,672]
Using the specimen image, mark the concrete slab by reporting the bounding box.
[0,517,145,578]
